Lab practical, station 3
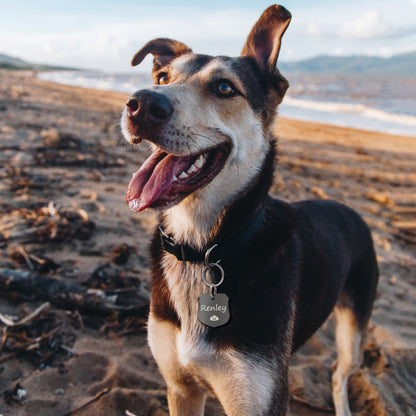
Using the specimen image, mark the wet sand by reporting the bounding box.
[1,71,415,416]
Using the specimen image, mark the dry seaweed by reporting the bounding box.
[0,304,76,367]
[1,202,95,243]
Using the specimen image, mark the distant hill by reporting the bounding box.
[0,53,78,71]
[279,51,416,76]
[2,51,415,76]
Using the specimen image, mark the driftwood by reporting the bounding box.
[0,302,50,327]
[0,268,150,315]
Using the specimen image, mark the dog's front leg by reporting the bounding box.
[148,315,206,416]
[166,386,206,416]
[204,350,289,416]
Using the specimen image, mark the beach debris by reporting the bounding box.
[289,393,334,413]
[4,383,28,405]
[112,243,132,265]
[8,170,60,194]
[392,206,416,245]
[40,127,62,147]
[0,302,50,327]
[309,186,327,199]
[1,202,95,243]
[0,268,150,315]
[366,191,395,206]
[363,338,388,375]
[0,306,75,367]
[85,263,141,290]
[33,128,125,169]
[10,246,60,273]
[392,220,416,229]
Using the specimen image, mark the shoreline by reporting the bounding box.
[1,71,416,416]
[37,69,416,139]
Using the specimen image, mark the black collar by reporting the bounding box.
[159,208,265,263]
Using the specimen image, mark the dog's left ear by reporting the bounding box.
[242,5,291,74]
[131,38,192,67]
[241,5,291,95]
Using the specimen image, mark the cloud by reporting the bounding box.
[303,20,327,37]
[0,7,256,71]
[340,11,416,40]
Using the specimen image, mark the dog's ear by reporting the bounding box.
[241,5,291,76]
[131,38,192,67]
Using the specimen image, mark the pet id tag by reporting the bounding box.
[198,292,230,328]
[198,246,231,328]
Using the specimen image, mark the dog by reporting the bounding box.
[120,5,379,416]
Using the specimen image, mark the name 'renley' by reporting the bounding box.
[200,304,227,313]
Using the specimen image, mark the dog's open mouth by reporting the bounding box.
[126,143,231,212]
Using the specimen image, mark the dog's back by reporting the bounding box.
[291,199,378,349]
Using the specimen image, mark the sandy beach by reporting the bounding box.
[0,70,415,416]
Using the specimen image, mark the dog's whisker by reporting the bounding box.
[190,132,220,147]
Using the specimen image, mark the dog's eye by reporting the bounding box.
[157,73,169,85]
[214,80,236,98]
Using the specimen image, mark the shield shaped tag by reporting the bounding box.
[198,293,230,328]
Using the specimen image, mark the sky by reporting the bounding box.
[1,0,416,73]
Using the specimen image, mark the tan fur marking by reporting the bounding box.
[332,306,365,416]
[203,351,276,416]
[147,314,206,416]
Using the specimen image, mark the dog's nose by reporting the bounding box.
[126,90,173,127]
[126,96,139,112]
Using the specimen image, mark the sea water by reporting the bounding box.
[39,70,416,138]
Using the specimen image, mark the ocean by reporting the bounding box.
[39,70,416,138]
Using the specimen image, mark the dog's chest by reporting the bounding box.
[162,254,207,331]
[161,254,218,365]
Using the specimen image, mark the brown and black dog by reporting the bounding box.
[121,5,379,416]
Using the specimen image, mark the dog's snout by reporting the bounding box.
[126,90,173,127]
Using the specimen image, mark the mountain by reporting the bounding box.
[2,51,415,76]
[0,53,77,71]
[279,51,416,76]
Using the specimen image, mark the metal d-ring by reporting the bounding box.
[204,244,220,266]
[203,244,225,299]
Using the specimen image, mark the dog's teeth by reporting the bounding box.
[173,175,178,182]
[187,164,198,174]
[178,171,189,179]
[195,154,205,169]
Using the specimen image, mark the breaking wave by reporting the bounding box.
[284,96,416,127]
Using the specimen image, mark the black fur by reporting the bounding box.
[150,140,379,354]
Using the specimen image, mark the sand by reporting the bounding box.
[0,70,415,416]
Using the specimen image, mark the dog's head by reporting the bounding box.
[121,5,291,214]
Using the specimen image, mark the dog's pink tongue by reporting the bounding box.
[127,150,191,212]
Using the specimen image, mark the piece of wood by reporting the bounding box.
[0,268,150,315]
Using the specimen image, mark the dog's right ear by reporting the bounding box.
[241,5,291,76]
[131,38,192,68]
